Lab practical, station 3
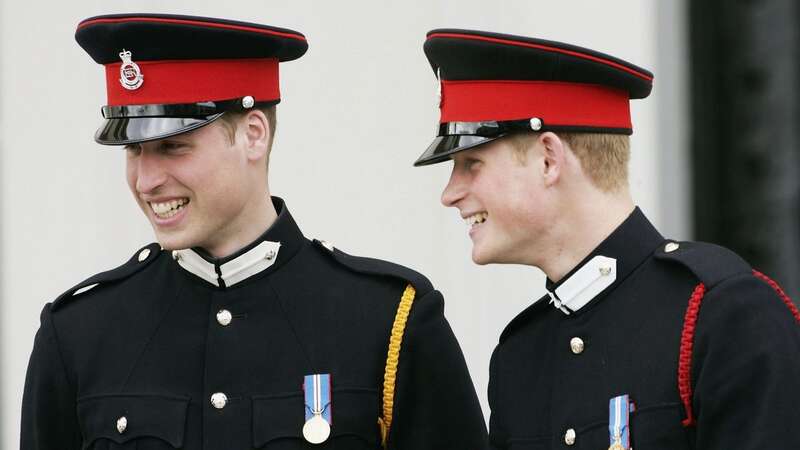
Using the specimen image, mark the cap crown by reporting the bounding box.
[414,29,653,166]
[75,13,308,145]
[76,13,307,64]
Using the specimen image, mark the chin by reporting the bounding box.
[154,231,196,251]
[472,242,523,265]
[471,246,495,265]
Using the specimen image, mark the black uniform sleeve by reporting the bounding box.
[387,289,489,450]
[21,304,81,450]
[487,346,506,450]
[691,273,800,449]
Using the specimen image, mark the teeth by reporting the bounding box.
[464,212,488,226]
[150,198,188,218]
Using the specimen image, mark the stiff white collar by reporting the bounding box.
[172,241,281,287]
[548,255,617,315]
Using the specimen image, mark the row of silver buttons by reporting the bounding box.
[211,308,232,407]
[564,337,584,444]
[129,249,242,419]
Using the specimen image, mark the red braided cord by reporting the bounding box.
[678,283,706,427]
[677,271,797,428]
[752,270,800,324]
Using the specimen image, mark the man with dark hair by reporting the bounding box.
[21,15,487,450]
[414,28,800,449]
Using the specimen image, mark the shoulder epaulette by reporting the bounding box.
[312,239,433,297]
[52,243,162,311]
[653,240,751,289]
[499,294,550,343]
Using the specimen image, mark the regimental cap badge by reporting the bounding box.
[118,49,144,90]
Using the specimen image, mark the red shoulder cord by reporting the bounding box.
[678,270,798,427]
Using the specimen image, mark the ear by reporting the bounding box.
[242,109,271,163]
[538,132,567,187]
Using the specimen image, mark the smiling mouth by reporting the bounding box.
[149,198,189,219]
[465,212,488,227]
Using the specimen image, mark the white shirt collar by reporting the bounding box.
[548,255,617,315]
[172,240,281,288]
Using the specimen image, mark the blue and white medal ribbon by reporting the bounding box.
[303,374,332,444]
[608,394,632,450]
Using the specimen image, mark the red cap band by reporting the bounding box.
[104,58,279,106]
[440,80,632,130]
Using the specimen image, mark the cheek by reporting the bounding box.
[488,175,542,228]
[174,152,226,192]
[125,160,138,192]
[479,170,519,207]
[187,164,246,207]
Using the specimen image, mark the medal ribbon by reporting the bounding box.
[608,394,632,449]
[303,374,332,424]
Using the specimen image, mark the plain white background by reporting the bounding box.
[0,1,688,447]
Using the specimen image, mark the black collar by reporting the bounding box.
[172,196,306,288]
[544,207,664,315]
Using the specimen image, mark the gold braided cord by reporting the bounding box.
[378,284,416,448]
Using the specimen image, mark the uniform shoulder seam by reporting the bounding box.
[41,302,80,391]
[653,240,751,289]
[311,239,434,296]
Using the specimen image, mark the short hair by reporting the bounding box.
[507,132,630,192]
[218,105,277,151]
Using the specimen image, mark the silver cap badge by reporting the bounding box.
[119,49,144,90]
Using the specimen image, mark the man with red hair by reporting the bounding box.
[415,28,800,449]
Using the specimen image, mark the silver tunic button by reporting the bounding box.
[570,337,585,355]
[172,250,181,261]
[665,242,680,253]
[265,249,276,261]
[211,392,228,409]
[564,428,576,445]
[216,309,233,326]
[138,248,150,262]
[116,416,127,434]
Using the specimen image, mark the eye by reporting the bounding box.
[158,141,188,154]
[124,144,142,156]
[465,158,482,170]
[452,155,482,173]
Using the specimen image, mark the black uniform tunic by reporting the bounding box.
[488,208,800,449]
[21,198,488,450]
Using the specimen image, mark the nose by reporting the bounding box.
[133,149,167,194]
[440,168,467,208]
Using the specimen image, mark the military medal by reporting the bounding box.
[118,49,144,90]
[302,374,332,444]
[610,440,626,450]
[608,394,633,450]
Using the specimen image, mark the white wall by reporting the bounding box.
[0,1,686,448]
